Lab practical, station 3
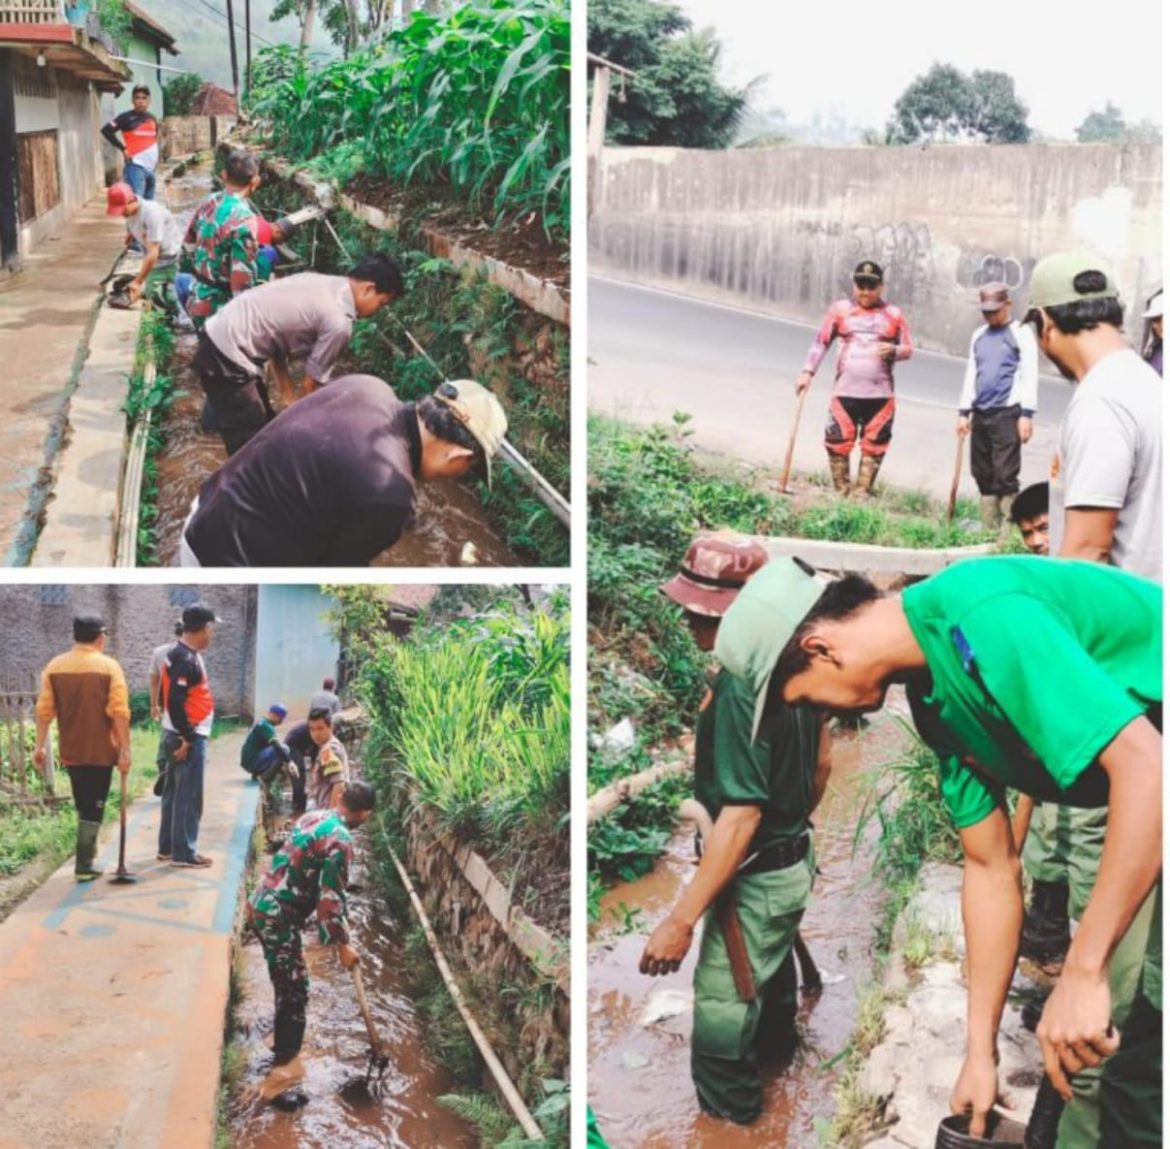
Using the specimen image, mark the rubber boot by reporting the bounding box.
[828,453,851,496]
[855,454,882,498]
[979,494,1002,531]
[74,819,104,881]
[273,1011,307,1065]
[998,494,1016,542]
[1020,879,1070,967]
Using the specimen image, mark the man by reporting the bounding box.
[956,282,1040,531]
[101,86,159,201]
[304,708,349,812]
[308,677,341,716]
[180,376,507,567]
[795,260,913,497]
[1009,482,1049,556]
[1140,290,1161,376]
[148,621,183,797]
[1026,252,1162,581]
[193,253,403,454]
[240,704,289,781]
[105,183,185,305]
[282,718,314,816]
[716,555,1162,1145]
[639,532,830,1125]
[246,781,376,1068]
[158,604,218,869]
[33,616,132,881]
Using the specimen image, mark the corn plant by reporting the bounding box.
[248,0,570,238]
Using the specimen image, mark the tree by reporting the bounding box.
[588,0,753,148]
[1076,103,1162,144]
[163,72,203,117]
[888,62,1031,144]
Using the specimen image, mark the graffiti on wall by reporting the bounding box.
[956,251,1036,291]
[840,222,935,297]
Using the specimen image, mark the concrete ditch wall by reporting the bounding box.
[591,143,1162,357]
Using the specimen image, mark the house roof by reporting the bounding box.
[190,82,238,116]
[123,1,177,53]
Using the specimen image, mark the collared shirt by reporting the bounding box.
[36,644,130,767]
[185,376,423,567]
[205,272,356,383]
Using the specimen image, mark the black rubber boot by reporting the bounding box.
[1020,879,1070,966]
[273,1012,307,1066]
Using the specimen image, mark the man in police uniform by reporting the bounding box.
[716,555,1161,1146]
[638,532,831,1125]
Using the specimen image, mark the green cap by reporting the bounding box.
[713,557,828,740]
[1028,251,1120,311]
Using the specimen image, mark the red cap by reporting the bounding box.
[106,183,134,215]
[660,531,770,617]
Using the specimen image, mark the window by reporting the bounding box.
[39,585,69,606]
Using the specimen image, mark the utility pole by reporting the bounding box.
[587,53,633,221]
[244,0,252,103]
[225,0,240,100]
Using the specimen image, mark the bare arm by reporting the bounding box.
[149,669,161,721]
[1010,793,1034,855]
[640,804,762,975]
[130,241,161,293]
[1059,507,1120,564]
[950,804,1022,1138]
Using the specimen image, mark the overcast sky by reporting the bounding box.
[675,0,1162,139]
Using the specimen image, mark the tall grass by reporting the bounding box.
[248,0,570,238]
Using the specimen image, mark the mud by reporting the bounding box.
[588,718,910,1148]
[228,852,475,1149]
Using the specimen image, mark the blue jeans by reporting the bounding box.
[244,744,284,780]
[159,732,207,862]
[123,160,156,201]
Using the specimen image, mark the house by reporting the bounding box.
[113,1,177,112]
[190,81,236,117]
[0,1,176,276]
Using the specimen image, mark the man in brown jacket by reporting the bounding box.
[34,616,132,881]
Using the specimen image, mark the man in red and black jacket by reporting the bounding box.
[101,85,160,201]
[158,603,218,868]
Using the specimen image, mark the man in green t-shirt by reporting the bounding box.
[639,532,830,1125]
[715,555,1161,1146]
[240,703,289,780]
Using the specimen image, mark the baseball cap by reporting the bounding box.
[73,615,108,643]
[853,260,883,283]
[1028,252,1120,310]
[660,531,769,618]
[268,703,288,721]
[435,380,508,487]
[181,603,219,631]
[713,557,829,739]
[1142,290,1162,320]
[978,282,1011,312]
[106,183,134,215]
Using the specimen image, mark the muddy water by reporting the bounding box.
[588,715,911,1148]
[228,861,475,1148]
[149,169,518,566]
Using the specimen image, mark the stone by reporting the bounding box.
[859,1041,900,1100]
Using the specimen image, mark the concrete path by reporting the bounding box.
[589,274,1074,502]
[0,731,255,1149]
[0,194,127,564]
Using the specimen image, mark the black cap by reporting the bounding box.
[73,615,107,643]
[853,260,884,283]
[181,603,219,631]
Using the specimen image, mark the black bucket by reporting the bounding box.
[936,1111,1028,1148]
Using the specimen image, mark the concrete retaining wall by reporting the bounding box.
[160,116,234,160]
[591,143,1162,356]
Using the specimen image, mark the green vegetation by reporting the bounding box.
[163,72,203,117]
[249,0,570,239]
[887,62,1031,145]
[248,181,569,565]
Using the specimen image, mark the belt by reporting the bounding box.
[738,833,810,875]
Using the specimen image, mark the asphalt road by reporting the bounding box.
[588,275,1073,501]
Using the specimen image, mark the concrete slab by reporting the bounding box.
[0,731,255,1149]
[0,193,127,564]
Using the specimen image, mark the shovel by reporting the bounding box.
[109,769,136,885]
[350,965,390,1092]
[775,387,809,495]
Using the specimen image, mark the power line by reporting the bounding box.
[186,0,280,49]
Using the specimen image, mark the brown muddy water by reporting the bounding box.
[150,338,518,567]
[588,714,913,1148]
[227,860,475,1148]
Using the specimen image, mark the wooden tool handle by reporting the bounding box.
[350,965,381,1050]
[777,387,809,492]
[947,434,964,522]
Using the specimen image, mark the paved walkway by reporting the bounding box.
[0,731,256,1149]
[0,193,127,564]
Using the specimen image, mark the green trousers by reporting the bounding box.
[691,857,812,1124]
[1056,882,1162,1148]
[1022,801,1107,917]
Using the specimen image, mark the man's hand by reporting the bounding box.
[338,942,360,970]
[33,747,47,770]
[117,748,131,776]
[878,341,897,362]
[171,739,190,762]
[956,415,971,438]
[795,371,813,396]
[124,232,134,249]
[128,281,144,302]
[151,704,161,722]
[1037,966,1118,1098]
[950,1050,1006,1138]
[639,914,694,976]
[1018,416,1034,444]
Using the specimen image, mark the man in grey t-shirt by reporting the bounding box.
[195,253,403,455]
[308,678,341,716]
[1024,252,1162,582]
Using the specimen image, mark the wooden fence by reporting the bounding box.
[0,672,58,807]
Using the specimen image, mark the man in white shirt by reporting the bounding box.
[106,183,184,303]
[1026,251,1162,582]
[955,281,1039,531]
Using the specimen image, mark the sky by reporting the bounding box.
[675,0,1162,140]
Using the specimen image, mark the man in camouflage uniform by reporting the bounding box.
[246,781,377,1064]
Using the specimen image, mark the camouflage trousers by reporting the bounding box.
[249,909,310,1064]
